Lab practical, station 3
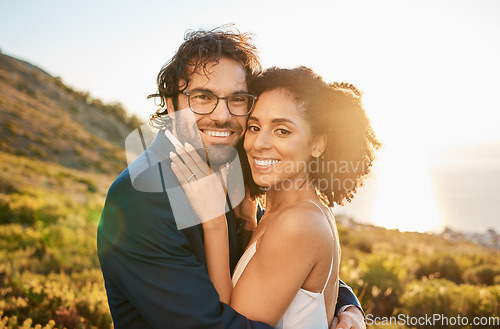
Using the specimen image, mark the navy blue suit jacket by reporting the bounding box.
[97,131,361,328]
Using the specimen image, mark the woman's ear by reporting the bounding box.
[311,133,327,158]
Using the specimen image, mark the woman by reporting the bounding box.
[171,67,380,328]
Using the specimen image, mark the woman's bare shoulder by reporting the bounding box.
[259,201,334,255]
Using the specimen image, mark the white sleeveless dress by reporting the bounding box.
[231,201,339,329]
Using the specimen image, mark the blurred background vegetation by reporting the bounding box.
[0,52,499,328]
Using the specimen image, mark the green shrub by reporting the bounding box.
[413,254,463,283]
[401,278,500,328]
[355,253,405,316]
[0,194,38,225]
[462,265,500,286]
[1,270,111,329]
[0,216,110,328]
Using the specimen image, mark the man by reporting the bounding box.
[97,27,365,329]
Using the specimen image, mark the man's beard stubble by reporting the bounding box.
[174,115,241,168]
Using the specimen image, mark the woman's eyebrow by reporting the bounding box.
[271,118,296,126]
[247,117,297,126]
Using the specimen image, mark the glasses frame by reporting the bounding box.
[182,91,257,116]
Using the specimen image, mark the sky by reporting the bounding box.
[1,0,500,232]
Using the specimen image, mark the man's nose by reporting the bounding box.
[208,99,232,122]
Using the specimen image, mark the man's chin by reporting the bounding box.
[205,144,239,167]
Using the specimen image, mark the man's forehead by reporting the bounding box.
[186,58,248,92]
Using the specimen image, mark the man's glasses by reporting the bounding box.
[183,91,257,116]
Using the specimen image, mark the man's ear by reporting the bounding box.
[166,98,175,115]
[165,98,178,125]
[311,133,327,158]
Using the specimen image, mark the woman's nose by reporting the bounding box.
[252,130,272,150]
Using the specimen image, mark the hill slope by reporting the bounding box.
[0,52,141,175]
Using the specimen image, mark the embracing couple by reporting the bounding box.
[97,27,380,329]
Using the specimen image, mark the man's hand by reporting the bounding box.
[330,306,366,329]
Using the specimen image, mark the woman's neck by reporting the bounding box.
[264,175,319,213]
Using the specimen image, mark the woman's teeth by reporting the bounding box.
[255,159,279,166]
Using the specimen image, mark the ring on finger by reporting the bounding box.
[187,173,196,182]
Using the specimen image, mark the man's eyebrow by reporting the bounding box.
[187,87,213,93]
[188,87,249,95]
[232,89,250,95]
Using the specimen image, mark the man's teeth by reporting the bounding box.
[203,130,231,137]
[255,159,279,166]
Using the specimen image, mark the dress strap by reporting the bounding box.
[299,200,335,294]
[299,199,326,217]
[321,257,334,294]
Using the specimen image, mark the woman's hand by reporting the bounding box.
[170,143,227,226]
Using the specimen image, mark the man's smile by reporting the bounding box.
[200,129,234,138]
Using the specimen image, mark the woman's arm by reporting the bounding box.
[201,214,233,303]
[202,187,259,303]
[170,143,235,303]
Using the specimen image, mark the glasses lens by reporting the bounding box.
[188,91,217,114]
[228,94,255,116]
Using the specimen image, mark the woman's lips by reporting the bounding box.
[252,157,280,170]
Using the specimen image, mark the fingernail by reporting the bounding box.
[169,152,176,158]
[184,142,193,150]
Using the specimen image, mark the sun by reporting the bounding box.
[368,143,443,233]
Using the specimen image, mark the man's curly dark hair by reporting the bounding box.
[148,26,261,127]
[243,66,382,206]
